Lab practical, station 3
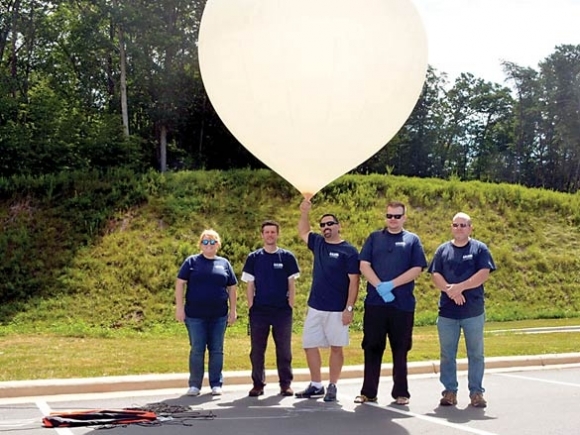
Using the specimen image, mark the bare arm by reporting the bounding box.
[431,272,449,292]
[246,280,255,309]
[360,261,380,287]
[227,285,238,325]
[287,278,296,308]
[175,278,187,322]
[360,261,422,289]
[298,199,312,243]
[457,269,491,291]
[432,272,466,305]
[342,273,360,325]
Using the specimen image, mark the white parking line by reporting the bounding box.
[35,400,74,435]
[495,373,580,387]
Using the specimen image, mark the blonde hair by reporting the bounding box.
[198,229,222,247]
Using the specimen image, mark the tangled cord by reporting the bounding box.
[94,403,216,429]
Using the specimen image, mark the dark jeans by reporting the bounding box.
[361,304,414,399]
[249,306,293,389]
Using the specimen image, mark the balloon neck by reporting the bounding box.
[302,192,313,201]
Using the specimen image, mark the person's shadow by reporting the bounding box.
[426,404,497,425]
[79,393,411,435]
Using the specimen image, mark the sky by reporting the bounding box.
[413,0,580,84]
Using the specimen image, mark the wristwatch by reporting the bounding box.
[346,305,354,312]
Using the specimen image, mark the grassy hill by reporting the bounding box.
[2,169,580,337]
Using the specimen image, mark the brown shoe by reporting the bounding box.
[439,390,457,406]
[280,387,294,397]
[354,395,377,404]
[249,386,264,397]
[470,392,487,408]
[394,396,410,405]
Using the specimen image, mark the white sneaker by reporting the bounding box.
[186,386,200,396]
[211,386,222,396]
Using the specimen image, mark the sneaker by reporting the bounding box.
[280,387,294,397]
[323,383,337,402]
[186,386,200,396]
[394,396,410,405]
[439,390,457,406]
[211,386,222,396]
[470,392,487,408]
[248,386,264,397]
[354,394,377,404]
[295,383,325,399]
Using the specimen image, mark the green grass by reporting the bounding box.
[1,318,579,381]
[2,169,580,381]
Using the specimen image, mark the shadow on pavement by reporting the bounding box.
[425,404,498,424]
[81,394,411,435]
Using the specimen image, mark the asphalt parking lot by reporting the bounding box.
[2,363,579,435]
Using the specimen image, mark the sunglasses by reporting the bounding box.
[385,214,404,219]
[319,221,338,228]
[452,223,470,228]
[201,239,218,245]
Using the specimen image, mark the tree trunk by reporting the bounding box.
[160,124,167,173]
[113,0,129,137]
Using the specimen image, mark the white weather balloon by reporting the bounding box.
[198,0,428,198]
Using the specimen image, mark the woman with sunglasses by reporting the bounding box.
[175,229,238,397]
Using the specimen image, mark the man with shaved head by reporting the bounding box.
[428,212,496,408]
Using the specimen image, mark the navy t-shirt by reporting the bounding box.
[242,248,300,309]
[428,239,496,319]
[307,233,360,312]
[177,254,238,318]
[359,229,427,312]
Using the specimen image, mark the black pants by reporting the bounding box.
[249,306,293,389]
[360,304,414,399]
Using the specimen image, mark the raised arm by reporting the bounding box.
[298,199,312,243]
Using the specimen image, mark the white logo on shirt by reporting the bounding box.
[273,263,283,269]
[462,254,473,261]
[329,252,339,259]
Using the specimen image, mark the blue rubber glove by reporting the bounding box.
[376,281,395,303]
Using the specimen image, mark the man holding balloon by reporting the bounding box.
[295,199,360,402]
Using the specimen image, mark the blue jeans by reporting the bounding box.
[185,316,227,389]
[437,313,485,396]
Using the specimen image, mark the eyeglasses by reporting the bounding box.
[385,214,404,220]
[452,223,470,228]
[319,221,338,228]
[201,239,218,245]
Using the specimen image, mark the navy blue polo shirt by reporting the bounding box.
[428,239,496,319]
[360,229,427,312]
[307,232,360,312]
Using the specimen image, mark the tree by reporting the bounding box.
[538,45,580,191]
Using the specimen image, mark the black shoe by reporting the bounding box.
[249,386,264,397]
[323,383,337,402]
[295,384,325,399]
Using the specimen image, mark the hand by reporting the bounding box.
[342,309,354,326]
[376,281,395,303]
[445,284,465,306]
[175,306,186,323]
[452,294,466,305]
[445,283,463,298]
[299,199,312,213]
[227,309,237,326]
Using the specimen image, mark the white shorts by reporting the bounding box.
[302,307,349,348]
